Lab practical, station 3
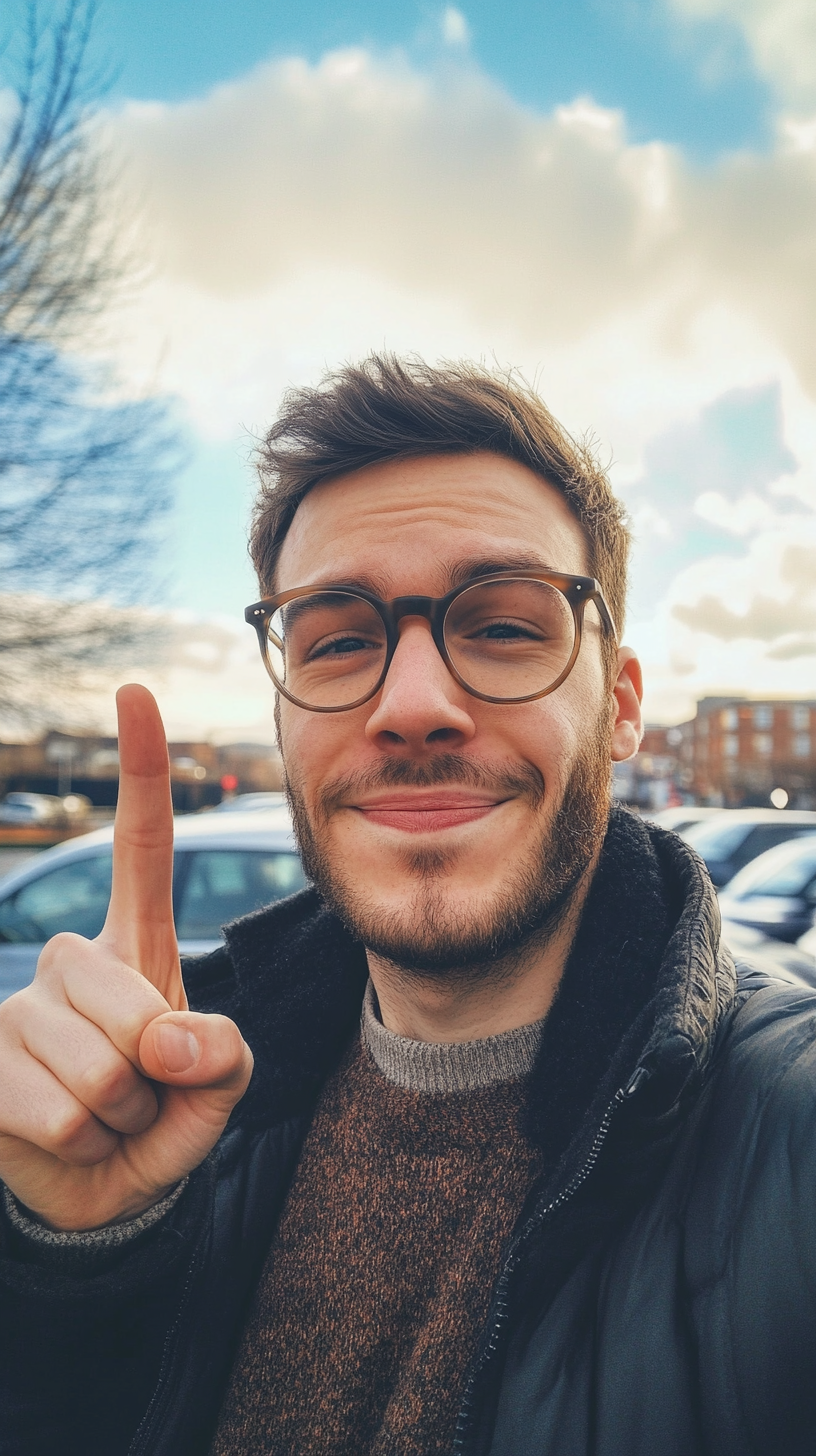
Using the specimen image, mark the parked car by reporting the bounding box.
[645,806,724,837]
[0,791,93,827]
[0,806,307,1003]
[722,917,816,988]
[0,792,67,826]
[208,792,286,813]
[682,809,816,888]
[717,834,816,944]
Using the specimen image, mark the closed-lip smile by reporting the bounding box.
[351,791,508,833]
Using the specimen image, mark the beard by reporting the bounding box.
[283,723,612,984]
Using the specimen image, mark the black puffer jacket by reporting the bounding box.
[1,809,816,1456]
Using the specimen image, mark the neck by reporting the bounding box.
[367,867,594,1043]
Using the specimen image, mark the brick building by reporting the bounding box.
[627,698,816,810]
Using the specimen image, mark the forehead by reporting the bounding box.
[276,451,589,594]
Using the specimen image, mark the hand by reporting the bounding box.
[0,685,253,1231]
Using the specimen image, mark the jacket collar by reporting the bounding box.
[212,806,735,1143]
[521,807,735,1189]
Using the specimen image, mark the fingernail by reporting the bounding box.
[156,1024,200,1074]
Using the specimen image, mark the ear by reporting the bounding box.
[610,647,643,762]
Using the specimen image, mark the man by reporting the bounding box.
[0,355,814,1456]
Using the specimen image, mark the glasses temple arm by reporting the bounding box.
[591,591,618,642]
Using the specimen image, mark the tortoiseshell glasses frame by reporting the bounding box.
[245,570,618,713]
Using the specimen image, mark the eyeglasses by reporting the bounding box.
[245,571,617,713]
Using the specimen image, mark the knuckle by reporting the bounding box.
[119,1007,159,1053]
[44,1100,94,1151]
[77,1054,134,1109]
[36,931,91,981]
[0,984,39,1040]
[0,991,21,1034]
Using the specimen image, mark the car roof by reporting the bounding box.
[0,808,298,896]
[646,807,722,828]
[694,808,816,825]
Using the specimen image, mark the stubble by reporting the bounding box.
[284,726,612,984]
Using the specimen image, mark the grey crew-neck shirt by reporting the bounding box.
[360,977,546,1092]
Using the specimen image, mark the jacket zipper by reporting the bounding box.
[451,1070,646,1454]
[126,1235,207,1456]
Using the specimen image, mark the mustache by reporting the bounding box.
[314,754,545,819]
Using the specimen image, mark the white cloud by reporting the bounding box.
[667,0,816,106]
[90,44,816,723]
[441,8,470,46]
[693,489,780,534]
[631,523,816,720]
[104,45,816,416]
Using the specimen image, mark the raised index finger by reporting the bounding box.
[98,685,184,1007]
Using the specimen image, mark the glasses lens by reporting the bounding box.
[268,592,387,708]
[444,578,576,700]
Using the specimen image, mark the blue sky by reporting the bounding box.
[4,0,816,736]
[89,0,771,159]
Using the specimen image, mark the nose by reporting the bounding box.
[364,619,477,753]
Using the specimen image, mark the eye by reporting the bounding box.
[471,618,544,641]
[308,633,380,660]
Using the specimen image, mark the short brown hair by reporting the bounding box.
[250,355,630,666]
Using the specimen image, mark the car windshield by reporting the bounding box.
[727,837,816,899]
[683,818,750,860]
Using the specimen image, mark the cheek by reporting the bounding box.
[279,708,324,779]
[505,683,608,785]
[278,705,367,795]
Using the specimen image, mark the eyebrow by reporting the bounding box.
[280,589,384,629]
[285,554,559,603]
[444,554,556,590]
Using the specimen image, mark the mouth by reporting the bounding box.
[350,791,509,834]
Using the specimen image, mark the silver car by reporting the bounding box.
[0,807,307,1002]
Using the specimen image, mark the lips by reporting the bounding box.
[352,792,506,834]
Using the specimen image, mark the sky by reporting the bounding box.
[5,0,816,739]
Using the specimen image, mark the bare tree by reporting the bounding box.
[0,1,179,729]
[0,593,171,735]
[0,0,115,348]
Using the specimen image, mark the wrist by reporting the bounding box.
[1,1179,188,1247]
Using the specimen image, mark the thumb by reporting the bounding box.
[139,1011,253,1113]
[122,1012,254,1195]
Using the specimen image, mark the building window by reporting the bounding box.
[753,706,773,729]
[698,716,709,736]
[721,708,738,730]
[791,706,810,731]
[723,734,739,757]
[753,733,773,757]
[793,734,811,759]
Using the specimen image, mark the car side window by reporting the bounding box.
[741,825,815,866]
[175,850,307,940]
[0,854,113,944]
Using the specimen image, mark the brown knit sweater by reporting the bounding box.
[211,1004,544,1456]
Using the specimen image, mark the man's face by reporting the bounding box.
[275,452,640,978]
